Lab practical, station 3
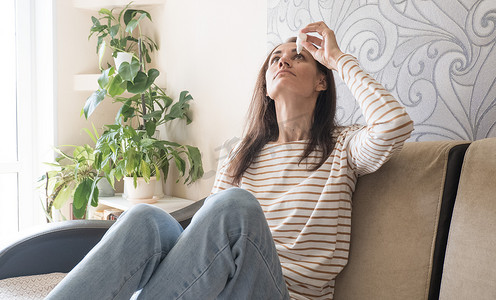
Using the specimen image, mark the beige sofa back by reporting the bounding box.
[334,140,469,300]
[439,138,496,299]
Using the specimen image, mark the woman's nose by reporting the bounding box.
[278,55,291,68]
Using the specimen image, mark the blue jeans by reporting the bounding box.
[47,188,289,300]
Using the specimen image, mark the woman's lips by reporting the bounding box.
[274,70,295,79]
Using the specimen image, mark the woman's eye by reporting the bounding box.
[271,57,280,64]
[294,54,304,60]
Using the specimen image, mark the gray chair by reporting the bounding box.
[0,199,205,280]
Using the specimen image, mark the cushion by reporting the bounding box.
[0,273,66,299]
[334,140,468,299]
[439,137,496,299]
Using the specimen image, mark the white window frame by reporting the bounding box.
[15,0,56,232]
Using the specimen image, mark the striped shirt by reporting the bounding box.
[211,54,414,299]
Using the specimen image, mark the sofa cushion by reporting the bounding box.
[334,140,469,300]
[439,137,496,299]
[0,273,66,299]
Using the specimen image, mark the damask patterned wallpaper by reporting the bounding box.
[268,0,496,141]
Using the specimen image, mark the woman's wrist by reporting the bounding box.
[327,50,345,70]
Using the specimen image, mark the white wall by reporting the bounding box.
[155,0,267,200]
[56,0,122,147]
[56,0,268,200]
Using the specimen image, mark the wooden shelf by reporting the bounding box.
[73,74,100,91]
[73,0,164,10]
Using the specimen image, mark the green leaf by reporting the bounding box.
[145,120,156,137]
[96,36,104,56]
[98,67,114,89]
[98,8,113,17]
[125,149,136,175]
[141,160,151,181]
[128,69,159,93]
[161,140,181,147]
[72,202,87,219]
[161,159,169,184]
[154,165,160,180]
[137,13,148,24]
[116,99,135,123]
[164,90,193,123]
[159,94,174,108]
[146,69,160,87]
[53,186,72,209]
[107,74,126,97]
[126,69,158,96]
[125,19,138,33]
[124,9,152,25]
[123,9,136,25]
[185,145,204,183]
[83,89,106,119]
[126,71,148,93]
[179,90,193,102]
[73,179,92,210]
[109,24,120,37]
[90,179,100,207]
[118,57,140,82]
[91,16,101,26]
[172,152,186,177]
[98,40,106,70]
[143,111,162,120]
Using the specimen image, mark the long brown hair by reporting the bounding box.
[227,37,337,185]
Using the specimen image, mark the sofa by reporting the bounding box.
[0,138,495,299]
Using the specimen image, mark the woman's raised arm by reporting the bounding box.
[301,22,414,175]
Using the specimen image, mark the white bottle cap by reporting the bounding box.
[296,32,307,54]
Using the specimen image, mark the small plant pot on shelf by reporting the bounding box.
[123,176,157,204]
[114,51,134,71]
[97,176,115,197]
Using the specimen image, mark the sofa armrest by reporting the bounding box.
[0,198,207,280]
[0,220,114,280]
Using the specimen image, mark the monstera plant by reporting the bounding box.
[83,4,203,201]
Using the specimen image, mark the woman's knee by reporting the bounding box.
[199,188,264,224]
[119,203,176,228]
[208,188,259,210]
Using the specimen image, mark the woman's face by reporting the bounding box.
[265,42,327,101]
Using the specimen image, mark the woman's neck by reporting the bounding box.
[274,98,315,143]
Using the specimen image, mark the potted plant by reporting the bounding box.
[84,3,159,119]
[84,4,203,200]
[40,127,102,220]
[88,2,158,69]
[95,117,203,203]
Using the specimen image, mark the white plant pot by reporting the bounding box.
[124,177,157,204]
[114,52,134,72]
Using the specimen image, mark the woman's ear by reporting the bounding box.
[316,74,327,92]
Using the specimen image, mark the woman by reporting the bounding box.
[48,22,413,300]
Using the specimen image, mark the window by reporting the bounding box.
[1,0,55,240]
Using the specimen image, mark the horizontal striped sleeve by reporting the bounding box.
[336,54,414,176]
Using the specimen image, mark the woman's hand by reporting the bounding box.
[300,22,344,71]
